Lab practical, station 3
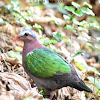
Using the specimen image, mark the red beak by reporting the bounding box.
[13,37,19,41]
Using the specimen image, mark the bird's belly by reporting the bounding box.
[25,68,54,88]
[30,74,59,90]
[26,70,61,92]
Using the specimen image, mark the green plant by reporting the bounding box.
[64,2,98,35]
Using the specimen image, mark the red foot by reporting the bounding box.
[49,91,55,100]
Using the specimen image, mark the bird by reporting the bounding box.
[13,29,93,99]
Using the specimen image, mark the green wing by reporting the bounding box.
[25,48,71,78]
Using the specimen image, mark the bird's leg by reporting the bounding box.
[49,91,55,100]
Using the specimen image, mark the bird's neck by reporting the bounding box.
[22,40,44,73]
[22,40,43,58]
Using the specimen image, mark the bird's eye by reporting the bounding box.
[24,33,29,36]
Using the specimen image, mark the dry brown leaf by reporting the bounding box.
[0,72,43,100]
[60,46,71,62]
[72,91,86,100]
[57,87,86,100]
[0,25,24,37]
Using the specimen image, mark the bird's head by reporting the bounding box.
[13,29,37,42]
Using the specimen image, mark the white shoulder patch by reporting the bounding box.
[27,51,34,56]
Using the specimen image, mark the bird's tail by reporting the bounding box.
[70,79,93,93]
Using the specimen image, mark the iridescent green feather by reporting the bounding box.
[25,48,71,78]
